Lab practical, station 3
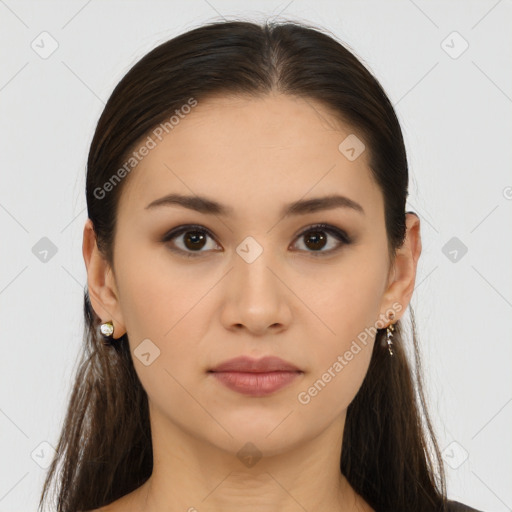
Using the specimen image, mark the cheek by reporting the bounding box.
[295,260,385,412]
[114,244,224,384]
[115,241,209,339]
[297,344,373,419]
[296,302,376,420]
[300,252,387,343]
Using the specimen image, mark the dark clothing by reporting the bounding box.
[446,500,483,512]
[376,499,483,511]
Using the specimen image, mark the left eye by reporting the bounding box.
[162,223,351,258]
[293,224,351,255]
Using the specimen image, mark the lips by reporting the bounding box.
[208,356,303,396]
[208,355,301,373]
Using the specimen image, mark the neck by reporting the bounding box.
[126,406,373,512]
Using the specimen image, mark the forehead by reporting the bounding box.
[117,93,383,222]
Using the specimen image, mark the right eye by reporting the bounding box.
[161,224,221,258]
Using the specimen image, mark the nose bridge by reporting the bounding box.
[217,219,295,334]
[234,232,279,287]
[228,232,286,309]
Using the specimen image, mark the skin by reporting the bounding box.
[83,92,421,512]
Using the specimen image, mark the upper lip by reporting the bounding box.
[209,356,301,373]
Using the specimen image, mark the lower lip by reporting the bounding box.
[210,371,302,396]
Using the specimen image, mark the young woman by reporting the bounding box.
[39,19,484,512]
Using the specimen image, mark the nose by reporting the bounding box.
[219,247,293,336]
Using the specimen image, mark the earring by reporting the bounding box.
[386,312,395,357]
[100,320,114,344]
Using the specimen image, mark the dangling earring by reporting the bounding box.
[386,312,395,356]
[100,320,114,344]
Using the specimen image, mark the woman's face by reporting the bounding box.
[87,93,412,458]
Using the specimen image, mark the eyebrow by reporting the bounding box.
[145,193,365,217]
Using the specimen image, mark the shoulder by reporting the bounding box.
[81,504,117,512]
[446,499,485,512]
[81,493,136,512]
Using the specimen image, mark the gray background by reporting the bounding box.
[1,1,511,511]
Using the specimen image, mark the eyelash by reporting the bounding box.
[161,223,352,259]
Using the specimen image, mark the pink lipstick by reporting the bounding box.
[208,355,303,397]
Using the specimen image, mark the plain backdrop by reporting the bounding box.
[1,1,511,511]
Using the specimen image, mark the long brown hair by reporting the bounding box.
[39,19,447,512]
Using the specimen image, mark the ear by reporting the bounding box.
[82,218,127,339]
[380,212,422,322]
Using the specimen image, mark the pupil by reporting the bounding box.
[305,231,326,250]
[184,231,206,250]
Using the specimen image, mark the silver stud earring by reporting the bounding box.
[100,320,114,344]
